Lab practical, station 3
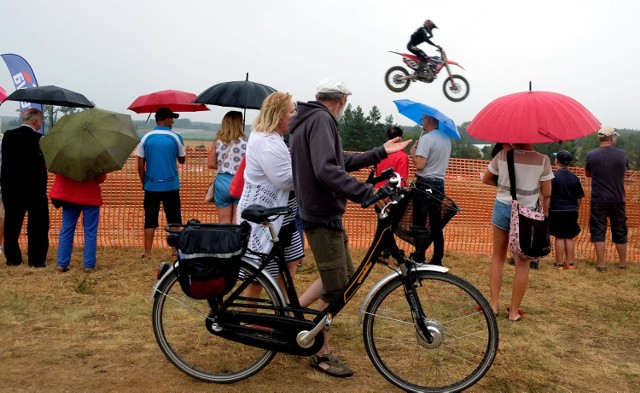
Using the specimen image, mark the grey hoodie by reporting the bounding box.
[289,101,387,223]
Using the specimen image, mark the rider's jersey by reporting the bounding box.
[409,27,437,47]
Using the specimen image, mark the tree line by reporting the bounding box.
[338,104,640,170]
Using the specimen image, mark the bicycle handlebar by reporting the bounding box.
[361,171,403,208]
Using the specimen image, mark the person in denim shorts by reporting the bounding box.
[585,126,629,271]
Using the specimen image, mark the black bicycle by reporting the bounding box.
[151,171,499,393]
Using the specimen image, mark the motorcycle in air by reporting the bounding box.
[384,47,470,102]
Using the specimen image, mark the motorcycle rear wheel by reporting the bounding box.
[385,66,411,93]
[442,75,470,102]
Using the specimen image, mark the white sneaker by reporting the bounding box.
[0,245,3,255]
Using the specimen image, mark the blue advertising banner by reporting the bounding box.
[1,53,43,132]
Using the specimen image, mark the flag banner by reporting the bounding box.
[1,53,43,132]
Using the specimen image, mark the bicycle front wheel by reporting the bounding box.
[362,270,498,393]
[152,261,284,383]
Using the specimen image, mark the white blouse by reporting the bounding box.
[236,130,293,255]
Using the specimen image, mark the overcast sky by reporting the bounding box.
[1,0,639,131]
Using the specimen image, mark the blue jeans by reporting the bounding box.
[57,205,100,269]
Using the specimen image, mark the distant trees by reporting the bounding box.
[339,104,393,151]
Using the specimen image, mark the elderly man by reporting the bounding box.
[289,78,410,378]
[585,126,629,271]
[409,114,452,266]
[1,108,49,267]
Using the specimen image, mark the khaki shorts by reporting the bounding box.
[305,226,354,303]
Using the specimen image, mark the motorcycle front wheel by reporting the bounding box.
[385,66,411,93]
[442,74,470,102]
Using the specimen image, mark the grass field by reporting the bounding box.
[0,247,638,392]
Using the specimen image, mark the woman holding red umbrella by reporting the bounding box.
[482,144,554,322]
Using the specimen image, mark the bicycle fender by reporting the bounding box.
[151,262,176,300]
[356,264,449,326]
[446,60,465,70]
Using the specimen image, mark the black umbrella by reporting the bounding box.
[2,85,94,108]
[195,73,276,125]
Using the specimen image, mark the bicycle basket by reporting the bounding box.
[174,221,250,300]
[391,185,460,248]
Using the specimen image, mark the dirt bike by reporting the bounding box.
[384,47,470,102]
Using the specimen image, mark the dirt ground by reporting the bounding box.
[1,247,638,392]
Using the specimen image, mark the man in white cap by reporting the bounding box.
[585,126,628,271]
[289,78,410,377]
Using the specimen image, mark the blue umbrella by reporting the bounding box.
[393,99,460,140]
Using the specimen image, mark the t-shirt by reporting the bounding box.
[488,149,554,209]
[415,129,451,179]
[375,150,409,189]
[585,145,628,203]
[135,126,185,192]
[550,168,584,212]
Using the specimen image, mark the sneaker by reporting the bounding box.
[56,265,70,273]
[84,267,97,273]
[529,260,539,270]
[0,245,3,255]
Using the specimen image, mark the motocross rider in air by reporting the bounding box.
[407,19,441,76]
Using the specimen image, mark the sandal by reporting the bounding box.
[506,307,525,322]
[563,263,575,270]
[554,263,564,270]
[596,265,607,272]
[617,264,627,270]
[310,353,353,378]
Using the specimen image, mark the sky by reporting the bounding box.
[1,0,639,131]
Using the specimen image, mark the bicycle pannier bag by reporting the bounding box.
[506,150,551,259]
[175,221,250,299]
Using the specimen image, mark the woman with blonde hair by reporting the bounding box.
[207,110,247,223]
[236,91,304,283]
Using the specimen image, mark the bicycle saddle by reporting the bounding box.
[241,204,293,223]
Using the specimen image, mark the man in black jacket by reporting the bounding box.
[1,108,49,267]
[407,19,440,75]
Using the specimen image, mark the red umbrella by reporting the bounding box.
[127,90,209,113]
[467,90,601,144]
[0,85,6,102]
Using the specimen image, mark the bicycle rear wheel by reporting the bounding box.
[152,261,284,383]
[362,270,498,392]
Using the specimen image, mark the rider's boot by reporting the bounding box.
[416,60,427,76]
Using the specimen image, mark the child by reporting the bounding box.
[549,150,584,269]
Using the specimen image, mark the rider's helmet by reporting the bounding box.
[424,19,437,32]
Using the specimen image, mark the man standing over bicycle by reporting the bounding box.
[289,78,410,378]
[409,114,451,266]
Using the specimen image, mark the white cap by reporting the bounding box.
[598,126,619,137]
[316,78,352,95]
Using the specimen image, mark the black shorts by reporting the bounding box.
[549,210,581,239]
[143,190,182,229]
[589,202,627,243]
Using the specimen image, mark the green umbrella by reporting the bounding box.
[40,108,139,182]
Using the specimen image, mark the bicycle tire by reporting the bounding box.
[362,270,498,393]
[152,261,284,383]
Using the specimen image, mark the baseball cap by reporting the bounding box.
[553,150,573,166]
[316,78,352,95]
[155,107,179,121]
[597,126,618,137]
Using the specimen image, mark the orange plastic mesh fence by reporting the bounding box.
[20,148,640,261]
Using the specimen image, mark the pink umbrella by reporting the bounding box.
[467,89,600,144]
[127,89,209,114]
[0,85,7,103]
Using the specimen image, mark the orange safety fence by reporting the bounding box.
[20,148,640,262]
